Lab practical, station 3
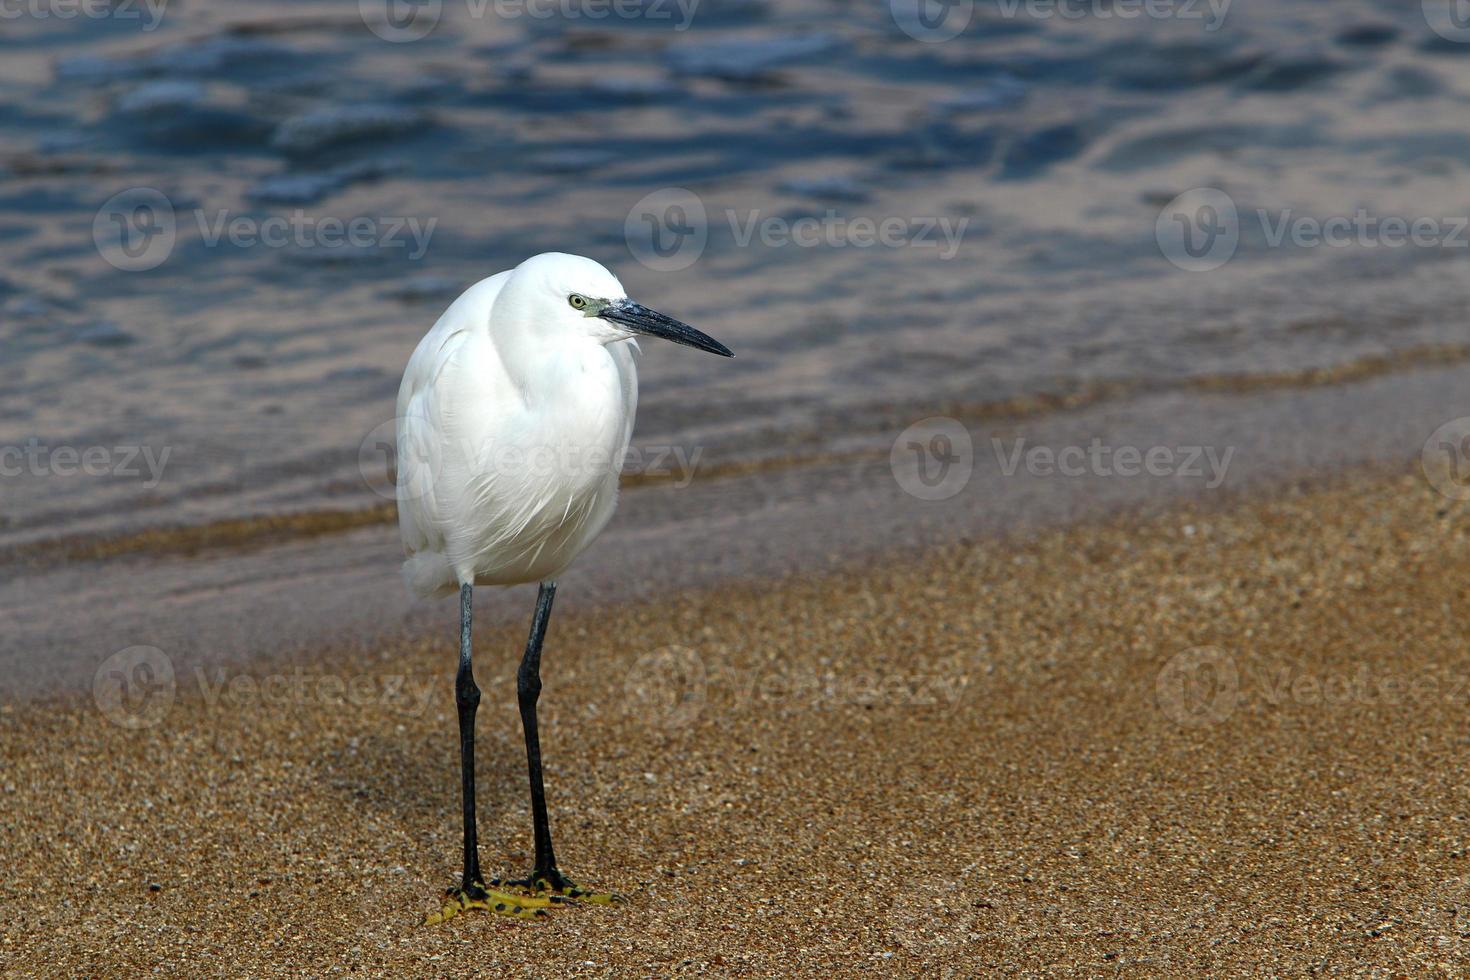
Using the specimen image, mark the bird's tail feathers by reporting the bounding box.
[403,551,458,599]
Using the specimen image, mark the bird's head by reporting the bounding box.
[501,252,733,358]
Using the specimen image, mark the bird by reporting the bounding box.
[394,252,732,924]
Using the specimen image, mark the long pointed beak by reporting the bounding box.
[598,299,733,358]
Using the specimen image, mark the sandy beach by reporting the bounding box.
[5,464,1469,977]
[9,1,1470,977]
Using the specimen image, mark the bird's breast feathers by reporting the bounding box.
[398,336,634,587]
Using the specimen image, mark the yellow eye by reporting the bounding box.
[569,294,588,310]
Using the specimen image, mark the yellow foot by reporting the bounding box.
[490,869,623,906]
[423,880,564,925]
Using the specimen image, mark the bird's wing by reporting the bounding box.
[395,271,513,560]
[610,337,640,459]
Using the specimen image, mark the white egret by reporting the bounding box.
[396,252,732,924]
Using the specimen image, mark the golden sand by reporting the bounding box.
[5,468,1470,977]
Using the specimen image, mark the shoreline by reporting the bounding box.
[5,359,1470,703]
[13,4,1470,973]
[6,464,1470,975]
[8,338,1470,567]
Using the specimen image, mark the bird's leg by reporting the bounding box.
[519,582,558,878]
[425,583,560,925]
[489,582,619,906]
[456,582,484,890]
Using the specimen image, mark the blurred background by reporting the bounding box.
[3,0,1470,692]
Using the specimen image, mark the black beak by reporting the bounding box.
[598,299,733,358]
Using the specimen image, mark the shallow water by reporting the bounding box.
[2,0,1469,552]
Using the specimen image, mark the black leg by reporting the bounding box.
[455,582,483,892]
[425,587,567,924]
[484,581,617,904]
[518,581,559,879]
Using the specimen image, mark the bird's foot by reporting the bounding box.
[423,878,566,925]
[490,867,623,905]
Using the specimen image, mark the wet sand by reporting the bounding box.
[7,358,1470,702]
[5,466,1470,977]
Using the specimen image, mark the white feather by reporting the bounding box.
[395,254,642,598]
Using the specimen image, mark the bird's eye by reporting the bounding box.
[568,294,588,310]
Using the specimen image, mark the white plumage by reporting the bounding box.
[397,254,632,596]
[394,252,730,923]
[395,252,728,598]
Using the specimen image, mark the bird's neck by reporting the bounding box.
[496,330,615,409]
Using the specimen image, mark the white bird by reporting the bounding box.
[395,252,732,924]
